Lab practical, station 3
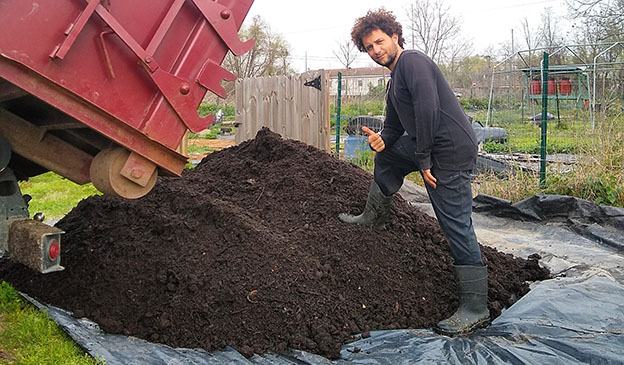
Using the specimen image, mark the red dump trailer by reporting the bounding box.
[0,0,255,272]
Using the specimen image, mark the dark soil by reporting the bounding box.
[0,128,550,359]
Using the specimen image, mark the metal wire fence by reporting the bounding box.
[478,47,623,205]
[330,47,624,205]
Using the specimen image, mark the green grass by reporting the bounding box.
[188,128,218,139]
[474,110,624,206]
[4,175,101,364]
[342,108,623,207]
[473,108,598,155]
[18,172,100,221]
[187,144,216,155]
[0,282,103,364]
[345,149,375,171]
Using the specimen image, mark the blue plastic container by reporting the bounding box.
[344,135,370,158]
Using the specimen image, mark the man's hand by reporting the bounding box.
[362,126,385,152]
[422,169,437,189]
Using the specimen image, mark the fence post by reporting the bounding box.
[336,72,342,157]
[540,52,549,188]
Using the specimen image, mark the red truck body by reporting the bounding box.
[0,0,254,197]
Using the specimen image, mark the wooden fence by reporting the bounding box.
[235,70,330,151]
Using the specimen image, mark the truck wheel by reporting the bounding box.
[90,147,157,199]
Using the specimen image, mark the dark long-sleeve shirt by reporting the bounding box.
[380,50,478,171]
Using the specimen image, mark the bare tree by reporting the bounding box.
[566,0,624,40]
[442,37,474,83]
[567,0,624,117]
[539,7,566,49]
[405,0,461,63]
[482,45,503,60]
[567,0,623,18]
[445,37,473,65]
[519,17,544,68]
[333,40,360,69]
[520,18,543,50]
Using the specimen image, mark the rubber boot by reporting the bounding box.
[338,181,393,230]
[434,265,490,336]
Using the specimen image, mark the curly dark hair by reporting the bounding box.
[351,8,405,52]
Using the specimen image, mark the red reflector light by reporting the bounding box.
[49,241,60,260]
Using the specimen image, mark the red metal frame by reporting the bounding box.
[0,0,254,179]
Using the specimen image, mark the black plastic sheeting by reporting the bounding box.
[471,120,508,144]
[23,191,624,364]
[474,193,624,251]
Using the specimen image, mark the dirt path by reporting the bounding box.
[188,138,235,149]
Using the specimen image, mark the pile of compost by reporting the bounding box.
[0,128,549,359]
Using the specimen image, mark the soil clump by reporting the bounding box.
[0,128,549,359]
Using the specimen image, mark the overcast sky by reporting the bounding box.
[244,0,570,72]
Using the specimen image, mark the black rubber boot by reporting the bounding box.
[435,265,490,336]
[338,181,393,230]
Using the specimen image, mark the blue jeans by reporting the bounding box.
[373,135,483,266]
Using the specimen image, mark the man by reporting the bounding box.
[339,8,488,336]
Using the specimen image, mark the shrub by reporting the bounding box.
[198,104,235,118]
[461,98,489,110]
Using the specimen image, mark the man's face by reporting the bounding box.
[362,29,400,69]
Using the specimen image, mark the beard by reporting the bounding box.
[374,43,399,68]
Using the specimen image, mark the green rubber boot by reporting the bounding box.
[435,265,490,336]
[338,181,393,230]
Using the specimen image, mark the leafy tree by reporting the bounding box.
[223,16,293,79]
[440,55,493,97]
[208,16,292,101]
[367,82,386,99]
